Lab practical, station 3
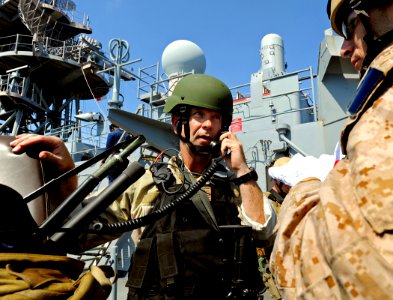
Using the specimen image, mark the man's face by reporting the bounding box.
[274,179,291,196]
[173,107,222,147]
[281,183,291,195]
[340,10,367,71]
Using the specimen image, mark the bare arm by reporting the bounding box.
[220,132,265,224]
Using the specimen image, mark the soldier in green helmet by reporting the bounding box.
[11,74,276,299]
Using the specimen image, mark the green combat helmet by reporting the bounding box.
[164,74,233,132]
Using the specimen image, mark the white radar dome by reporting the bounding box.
[162,40,206,77]
[261,33,285,76]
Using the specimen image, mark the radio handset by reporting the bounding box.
[210,141,231,158]
[209,140,222,158]
[210,131,230,158]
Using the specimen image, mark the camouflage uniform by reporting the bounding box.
[79,156,275,298]
[80,156,276,250]
[269,44,393,299]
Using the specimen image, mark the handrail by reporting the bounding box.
[0,34,103,66]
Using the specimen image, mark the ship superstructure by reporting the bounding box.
[111,31,360,191]
[0,0,138,163]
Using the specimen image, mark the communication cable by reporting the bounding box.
[91,155,224,234]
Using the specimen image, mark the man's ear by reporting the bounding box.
[171,115,179,134]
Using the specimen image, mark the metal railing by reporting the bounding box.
[47,121,107,150]
[0,34,104,66]
[0,73,26,96]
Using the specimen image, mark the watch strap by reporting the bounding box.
[232,167,258,185]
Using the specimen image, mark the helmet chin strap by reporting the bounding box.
[361,28,393,76]
[175,118,215,156]
[183,138,214,156]
[351,1,393,76]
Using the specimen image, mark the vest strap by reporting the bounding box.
[183,170,219,231]
[127,237,154,288]
[157,232,178,279]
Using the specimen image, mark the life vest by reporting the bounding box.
[127,164,263,299]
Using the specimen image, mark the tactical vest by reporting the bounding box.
[127,165,262,299]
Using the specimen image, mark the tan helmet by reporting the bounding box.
[272,156,291,168]
[327,0,392,37]
[327,0,351,37]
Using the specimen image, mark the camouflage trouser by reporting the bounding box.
[0,253,114,299]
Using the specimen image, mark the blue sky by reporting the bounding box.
[75,0,332,115]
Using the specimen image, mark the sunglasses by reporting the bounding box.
[342,14,360,40]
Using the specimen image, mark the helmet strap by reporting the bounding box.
[350,1,393,75]
[178,130,213,156]
[175,106,213,156]
[174,105,190,141]
[361,28,393,76]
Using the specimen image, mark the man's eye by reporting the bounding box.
[193,111,203,117]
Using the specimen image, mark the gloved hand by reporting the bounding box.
[268,153,335,187]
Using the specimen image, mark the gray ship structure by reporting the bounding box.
[0,0,361,299]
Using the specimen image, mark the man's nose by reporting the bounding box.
[202,118,212,128]
[340,39,354,58]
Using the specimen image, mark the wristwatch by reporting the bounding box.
[232,167,258,185]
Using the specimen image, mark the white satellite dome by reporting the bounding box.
[260,33,285,75]
[162,40,206,77]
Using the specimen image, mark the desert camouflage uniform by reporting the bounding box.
[269,44,393,299]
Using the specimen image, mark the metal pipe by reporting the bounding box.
[0,111,17,132]
[278,133,308,156]
[12,110,23,135]
[309,66,318,122]
[109,245,118,300]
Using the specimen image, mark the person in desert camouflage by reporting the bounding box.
[269,0,393,298]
